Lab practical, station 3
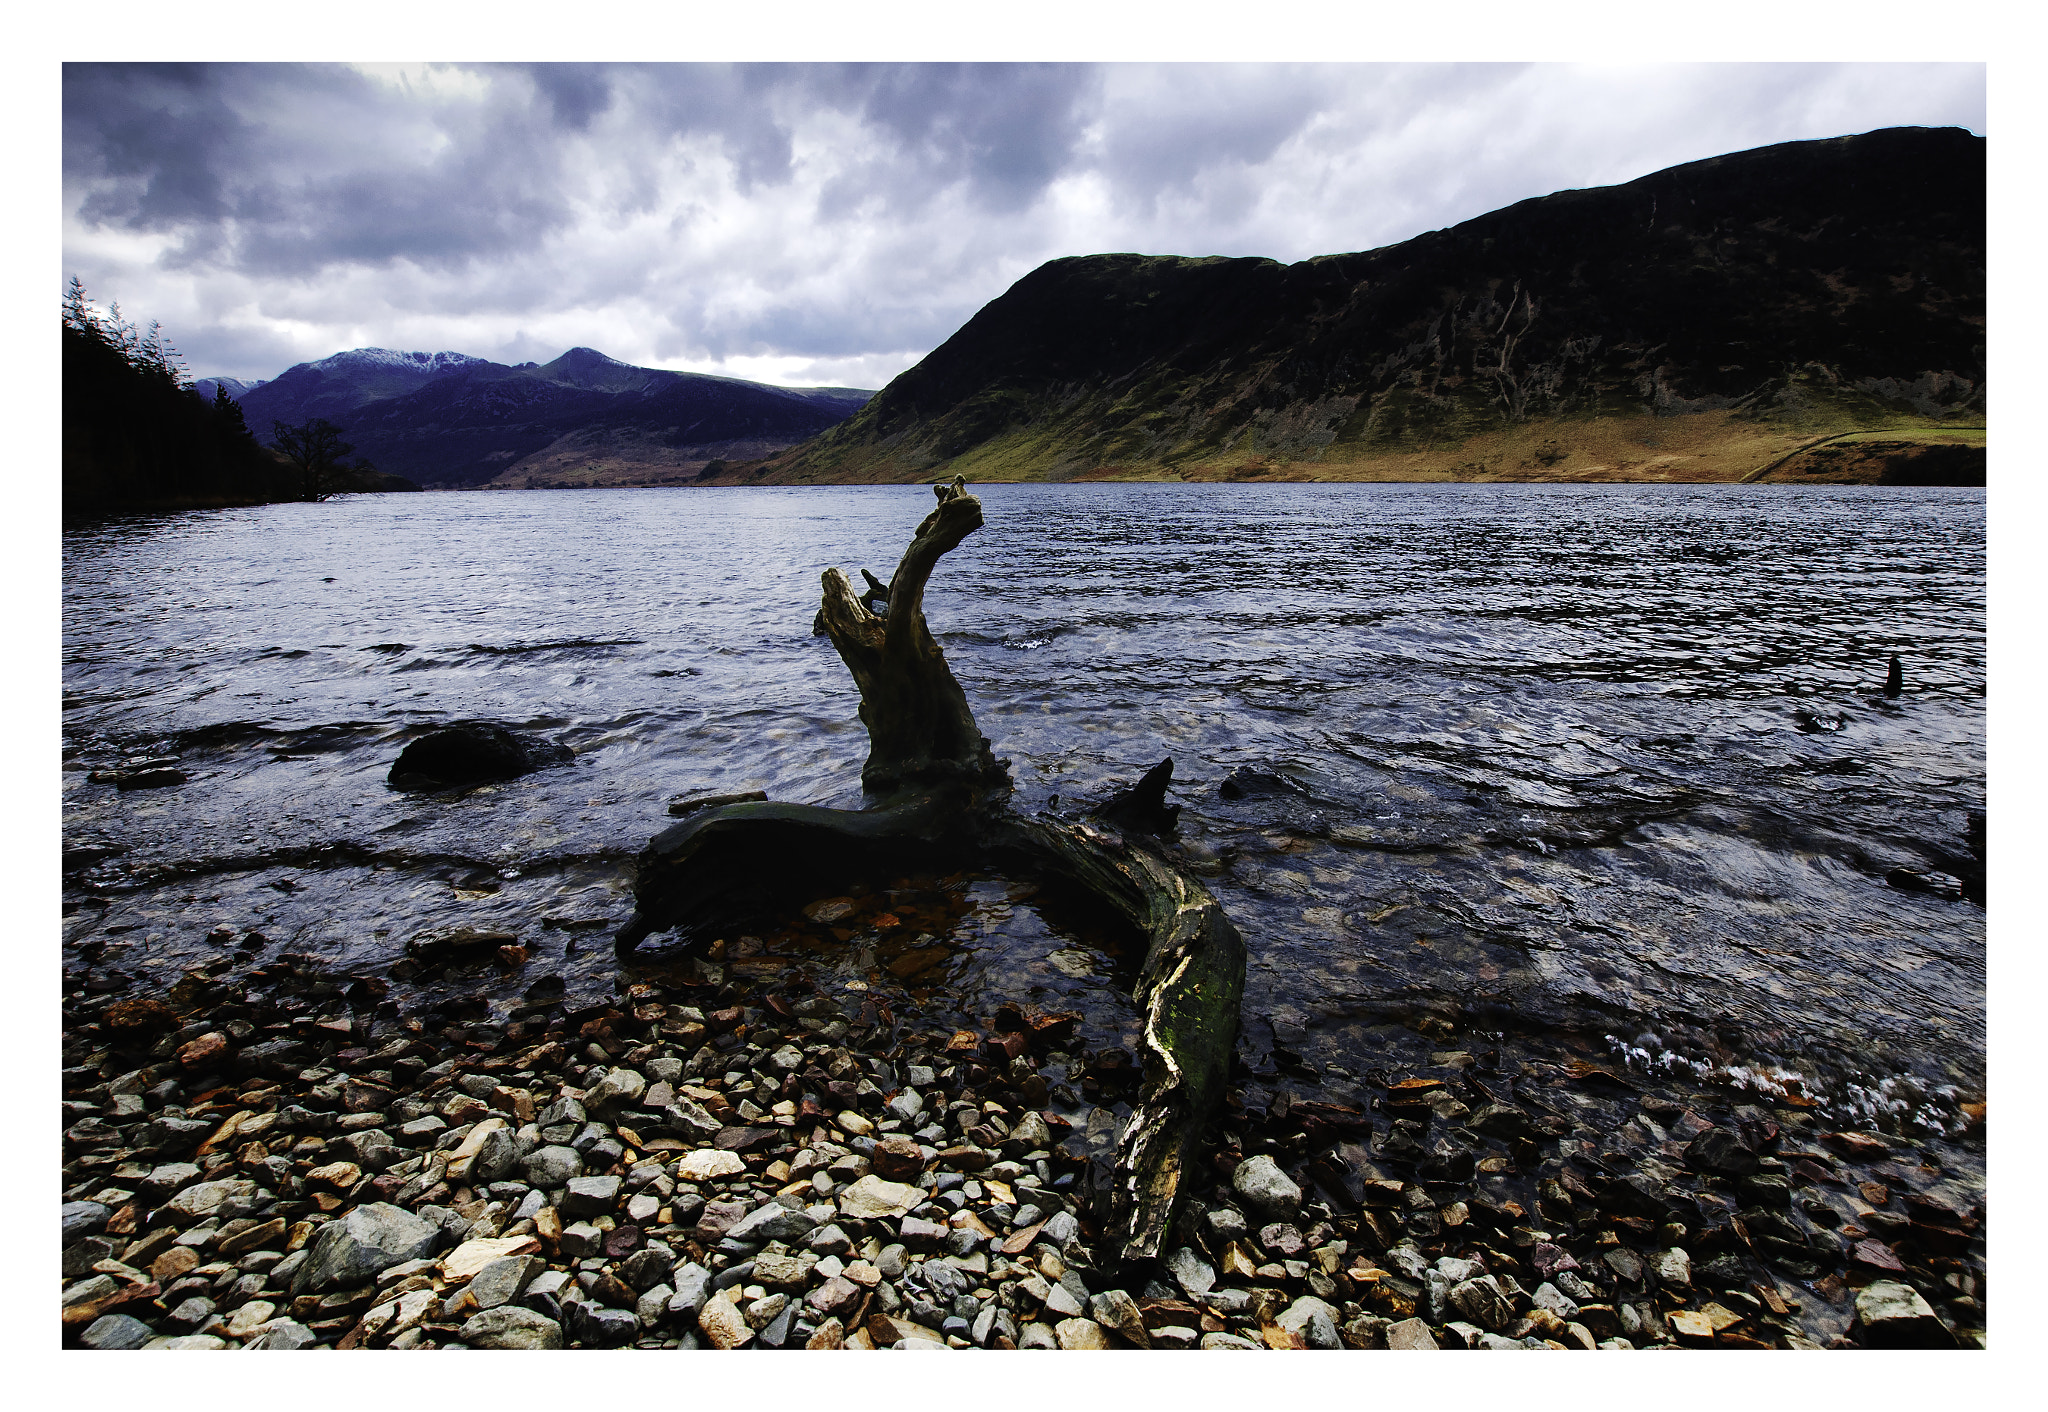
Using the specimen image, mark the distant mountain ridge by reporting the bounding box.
[763,125,1984,485]
[191,375,269,401]
[204,346,875,488]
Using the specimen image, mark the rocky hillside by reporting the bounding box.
[762,127,1983,485]
[223,347,874,489]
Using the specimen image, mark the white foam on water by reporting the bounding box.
[1602,1032,1974,1138]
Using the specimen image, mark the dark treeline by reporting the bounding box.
[62,279,291,513]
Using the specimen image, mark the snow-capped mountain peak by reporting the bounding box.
[310,347,485,375]
[191,376,269,401]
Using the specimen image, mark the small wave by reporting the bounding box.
[141,719,391,756]
[937,629,1053,649]
[465,638,644,656]
[160,721,284,750]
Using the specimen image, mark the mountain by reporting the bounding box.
[191,375,268,402]
[214,347,876,488]
[761,126,1983,486]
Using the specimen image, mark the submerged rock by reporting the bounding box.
[1683,1127,1760,1177]
[387,721,572,791]
[1218,766,1303,800]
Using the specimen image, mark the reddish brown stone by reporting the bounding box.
[176,1031,229,1068]
[1026,1012,1079,1049]
[591,1272,639,1308]
[1820,1130,1891,1160]
[1138,1298,1203,1329]
[985,1032,1026,1063]
[1717,1328,1779,1350]
[694,1200,748,1241]
[998,1220,1046,1255]
[808,1276,862,1317]
[62,1279,160,1327]
[872,1135,926,1182]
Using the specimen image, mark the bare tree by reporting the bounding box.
[270,418,369,501]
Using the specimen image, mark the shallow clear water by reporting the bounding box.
[62,482,1985,1134]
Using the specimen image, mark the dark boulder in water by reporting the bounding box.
[387,722,572,791]
[1683,1125,1762,1177]
[404,925,521,962]
[1093,757,1181,837]
[1218,766,1304,800]
[1884,866,1962,899]
[104,767,189,791]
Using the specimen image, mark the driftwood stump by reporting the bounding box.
[617,476,1245,1270]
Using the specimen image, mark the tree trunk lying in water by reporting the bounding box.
[616,477,1246,1269]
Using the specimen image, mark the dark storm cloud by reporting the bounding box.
[622,64,800,193]
[608,63,1099,213]
[828,63,1100,213]
[66,62,585,276]
[65,64,245,228]
[62,62,1092,283]
[520,63,616,131]
[60,62,1985,386]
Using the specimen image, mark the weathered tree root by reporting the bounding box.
[617,478,1245,1270]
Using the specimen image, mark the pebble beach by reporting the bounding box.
[59,877,1986,1353]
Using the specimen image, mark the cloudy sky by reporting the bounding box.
[62,61,1985,390]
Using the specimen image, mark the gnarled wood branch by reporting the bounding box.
[816,476,1007,800]
[619,479,1244,1273]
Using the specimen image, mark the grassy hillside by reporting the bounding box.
[739,127,1982,489]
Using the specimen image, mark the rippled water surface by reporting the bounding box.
[62,483,1986,1133]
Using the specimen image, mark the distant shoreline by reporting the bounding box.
[439,419,1986,492]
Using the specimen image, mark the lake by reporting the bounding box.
[62,481,1985,1146]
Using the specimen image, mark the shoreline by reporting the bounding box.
[61,923,1985,1351]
